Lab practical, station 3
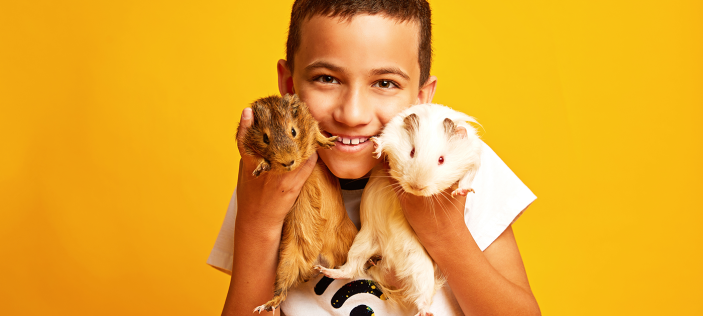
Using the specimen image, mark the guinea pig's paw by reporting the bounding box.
[313,264,327,274]
[254,294,285,315]
[253,301,278,314]
[367,255,383,266]
[321,137,337,149]
[252,160,271,177]
[451,188,475,197]
[252,304,266,314]
[370,137,383,157]
[316,133,337,149]
[314,265,347,279]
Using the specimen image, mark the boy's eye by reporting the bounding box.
[373,79,398,89]
[314,75,339,84]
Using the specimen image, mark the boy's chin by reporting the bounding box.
[318,151,380,180]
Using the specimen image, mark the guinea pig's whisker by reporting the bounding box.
[263,172,284,187]
[431,195,443,219]
[433,196,448,227]
[391,183,406,192]
[383,181,402,189]
[427,196,439,225]
[442,192,461,223]
[396,190,408,203]
[385,183,401,195]
[382,183,403,195]
[438,191,454,208]
[446,191,464,214]
[439,191,455,210]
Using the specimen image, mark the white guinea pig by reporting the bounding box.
[375,102,482,197]
[316,103,482,316]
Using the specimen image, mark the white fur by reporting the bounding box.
[317,103,482,316]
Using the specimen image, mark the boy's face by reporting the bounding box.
[277,14,436,179]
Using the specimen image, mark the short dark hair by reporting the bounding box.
[286,0,432,88]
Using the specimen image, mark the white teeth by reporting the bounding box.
[334,135,370,145]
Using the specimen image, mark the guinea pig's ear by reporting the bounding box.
[281,93,291,104]
[288,94,301,117]
[249,101,263,123]
[403,113,420,138]
[443,118,467,139]
[455,126,468,138]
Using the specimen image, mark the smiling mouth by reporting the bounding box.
[324,132,377,146]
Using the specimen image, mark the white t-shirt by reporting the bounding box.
[207,141,536,315]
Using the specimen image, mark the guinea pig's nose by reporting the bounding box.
[281,160,295,167]
[409,184,426,192]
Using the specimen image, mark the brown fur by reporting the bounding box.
[238,94,358,312]
[403,113,420,141]
[442,117,455,137]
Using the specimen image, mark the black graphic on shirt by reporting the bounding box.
[314,276,335,295]
[350,304,375,316]
[330,279,385,308]
[315,276,387,315]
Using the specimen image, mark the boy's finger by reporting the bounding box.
[236,107,253,149]
[294,151,318,181]
[236,108,257,170]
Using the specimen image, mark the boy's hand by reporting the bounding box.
[384,162,468,245]
[235,107,318,232]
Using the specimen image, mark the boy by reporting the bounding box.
[208,1,541,315]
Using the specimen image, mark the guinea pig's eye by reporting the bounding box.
[291,127,296,137]
[438,156,444,165]
[263,134,269,144]
[410,148,415,158]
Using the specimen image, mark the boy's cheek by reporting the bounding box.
[292,84,337,124]
[374,99,415,125]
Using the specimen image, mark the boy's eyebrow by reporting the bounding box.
[304,61,347,74]
[370,67,410,80]
[304,62,410,81]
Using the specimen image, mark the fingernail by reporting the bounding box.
[242,107,252,120]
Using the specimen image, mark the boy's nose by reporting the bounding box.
[333,89,372,127]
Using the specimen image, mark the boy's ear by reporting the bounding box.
[417,75,437,104]
[277,59,295,96]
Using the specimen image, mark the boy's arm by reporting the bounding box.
[222,108,318,316]
[399,192,541,316]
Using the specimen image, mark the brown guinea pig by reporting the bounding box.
[238,94,358,314]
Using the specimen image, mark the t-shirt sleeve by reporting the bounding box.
[464,141,537,251]
[206,188,237,275]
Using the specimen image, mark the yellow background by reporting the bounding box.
[1,0,701,315]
